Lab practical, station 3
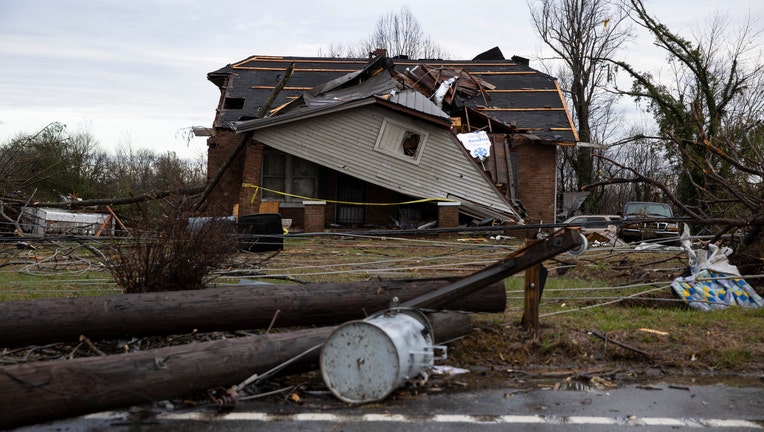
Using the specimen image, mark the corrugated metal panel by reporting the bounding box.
[20,207,112,236]
[248,105,517,216]
[387,90,450,120]
[303,71,398,108]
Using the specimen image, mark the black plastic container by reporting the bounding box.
[236,213,284,252]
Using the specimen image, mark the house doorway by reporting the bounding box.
[336,174,366,226]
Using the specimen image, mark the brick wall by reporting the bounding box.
[205,129,249,216]
[515,144,557,225]
[237,142,262,216]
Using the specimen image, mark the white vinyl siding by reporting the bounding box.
[249,105,513,213]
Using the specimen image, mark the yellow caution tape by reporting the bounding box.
[242,183,458,206]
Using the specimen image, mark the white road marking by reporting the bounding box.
[80,411,763,428]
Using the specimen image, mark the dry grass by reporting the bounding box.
[2,231,763,382]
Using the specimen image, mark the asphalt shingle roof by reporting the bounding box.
[208,49,578,144]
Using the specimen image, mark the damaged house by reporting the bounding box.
[203,47,578,232]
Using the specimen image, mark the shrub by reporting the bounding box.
[106,202,237,293]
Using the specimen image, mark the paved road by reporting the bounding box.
[12,379,764,431]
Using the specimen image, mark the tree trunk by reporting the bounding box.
[0,278,503,347]
[0,311,471,430]
[734,225,764,281]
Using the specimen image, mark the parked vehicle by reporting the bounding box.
[562,214,620,236]
[619,201,680,243]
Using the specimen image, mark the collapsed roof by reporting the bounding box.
[208,47,578,144]
[229,56,524,221]
[207,48,579,223]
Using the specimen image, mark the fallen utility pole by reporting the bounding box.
[0,278,504,347]
[401,228,583,310]
[0,311,471,430]
[0,229,583,429]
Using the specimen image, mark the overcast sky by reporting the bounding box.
[0,1,761,159]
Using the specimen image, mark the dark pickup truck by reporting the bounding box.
[619,201,680,243]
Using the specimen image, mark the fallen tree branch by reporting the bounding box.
[6,186,205,210]
[587,329,650,357]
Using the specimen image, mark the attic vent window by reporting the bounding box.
[224,97,245,110]
[374,119,428,164]
[402,132,421,156]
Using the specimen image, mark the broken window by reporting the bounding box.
[224,97,245,109]
[261,149,318,202]
[374,119,428,163]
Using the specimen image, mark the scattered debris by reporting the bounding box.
[554,374,613,392]
[671,224,763,310]
[20,207,114,236]
[638,328,669,336]
[431,365,470,376]
[587,329,650,357]
[0,229,586,428]
[585,231,623,247]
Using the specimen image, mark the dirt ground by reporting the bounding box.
[443,249,764,390]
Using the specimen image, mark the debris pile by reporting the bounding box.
[671,225,763,310]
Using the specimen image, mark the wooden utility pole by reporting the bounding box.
[0,278,505,347]
[401,229,583,310]
[523,263,541,333]
[0,311,471,430]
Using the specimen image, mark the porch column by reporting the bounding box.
[438,201,461,230]
[303,201,326,233]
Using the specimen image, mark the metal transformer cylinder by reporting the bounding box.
[320,308,443,404]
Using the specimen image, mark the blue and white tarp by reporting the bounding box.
[671,225,763,310]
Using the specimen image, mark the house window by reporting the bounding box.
[261,149,318,202]
[374,119,428,164]
[224,97,245,109]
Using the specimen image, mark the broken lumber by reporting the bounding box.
[0,278,504,347]
[0,311,471,430]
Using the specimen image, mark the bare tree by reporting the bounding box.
[592,0,764,273]
[529,0,633,206]
[0,123,110,202]
[104,143,204,198]
[321,7,450,59]
[611,1,762,204]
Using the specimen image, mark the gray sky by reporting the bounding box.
[0,0,761,159]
